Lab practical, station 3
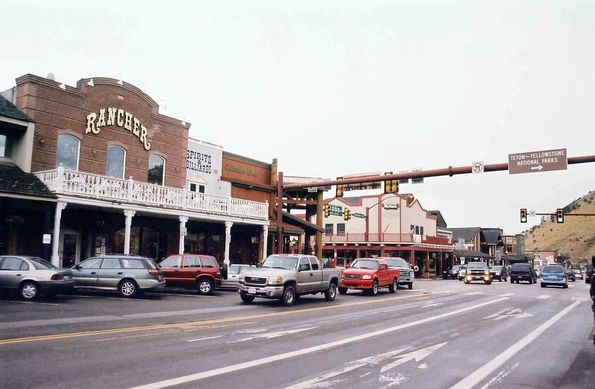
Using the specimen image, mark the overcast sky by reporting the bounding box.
[2,0,594,235]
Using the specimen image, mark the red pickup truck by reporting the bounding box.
[159,254,222,295]
[339,258,400,296]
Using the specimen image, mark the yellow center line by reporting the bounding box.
[0,292,431,346]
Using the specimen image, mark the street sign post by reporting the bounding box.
[471,162,484,174]
[508,148,567,174]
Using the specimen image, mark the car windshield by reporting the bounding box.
[29,257,57,270]
[385,258,408,268]
[452,265,461,271]
[261,256,298,270]
[467,263,487,269]
[351,259,379,270]
[229,265,249,274]
[490,266,502,271]
[542,266,564,274]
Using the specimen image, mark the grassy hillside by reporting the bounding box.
[524,190,595,265]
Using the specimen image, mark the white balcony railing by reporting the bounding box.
[35,167,268,221]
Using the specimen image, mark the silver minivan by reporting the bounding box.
[0,255,74,300]
[71,254,165,297]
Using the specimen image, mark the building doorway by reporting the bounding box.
[60,230,80,268]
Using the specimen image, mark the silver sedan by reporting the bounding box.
[0,255,74,300]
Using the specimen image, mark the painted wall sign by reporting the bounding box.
[186,138,227,197]
[225,164,258,178]
[187,150,212,174]
[85,108,151,150]
[383,203,399,210]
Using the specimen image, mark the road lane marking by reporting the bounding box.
[465,292,485,296]
[131,298,510,389]
[537,295,550,299]
[229,327,316,343]
[451,299,583,389]
[0,293,431,346]
[187,336,222,343]
[432,290,454,294]
[497,293,514,297]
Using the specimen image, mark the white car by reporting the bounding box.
[220,264,251,290]
[382,257,414,289]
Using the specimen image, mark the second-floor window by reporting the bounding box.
[148,154,165,185]
[337,223,345,235]
[106,145,126,179]
[56,134,80,170]
[325,224,333,234]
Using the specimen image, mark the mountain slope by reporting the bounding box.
[524,190,595,264]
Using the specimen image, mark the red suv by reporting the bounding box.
[159,254,222,295]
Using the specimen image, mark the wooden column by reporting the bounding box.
[315,190,323,259]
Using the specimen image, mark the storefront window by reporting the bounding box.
[0,134,6,157]
[106,145,126,179]
[56,134,80,170]
[148,154,165,185]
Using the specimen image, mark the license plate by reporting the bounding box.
[248,288,256,294]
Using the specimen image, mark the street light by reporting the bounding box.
[365,193,399,242]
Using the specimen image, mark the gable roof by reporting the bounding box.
[481,228,503,245]
[0,95,32,122]
[0,161,56,199]
[450,227,481,242]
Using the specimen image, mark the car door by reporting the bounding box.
[308,257,323,290]
[159,255,182,286]
[97,257,124,289]
[296,257,313,293]
[199,256,219,282]
[179,255,201,287]
[0,257,30,289]
[72,257,102,287]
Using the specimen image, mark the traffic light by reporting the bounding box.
[556,208,564,223]
[343,207,351,221]
[336,177,344,198]
[520,208,527,223]
[383,172,398,194]
[323,204,330,218]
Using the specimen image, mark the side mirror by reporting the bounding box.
[74,264,81,270]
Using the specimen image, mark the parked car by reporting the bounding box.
[585,266,593,284]
[0,255,74,300]
[238,254,342,306]
[442,265,462,280]
[565,268,576,282]
[541,265,569,288]
[457,265,467,281]
[220,264,251,290]
[489,265,508,282]
[339,258,400,295]
[71,254,165,297]
[572,269,583,280]
[510,263,537,284]
[382,257,414,289]
[463,262,492,285]
[159,254,222,295]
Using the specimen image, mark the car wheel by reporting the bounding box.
[541,283,545,288]
[197,278,214,295]
[20,281,39,300]
[368,280,379,296]
[325,283,337,301]
[240,293,255,304]
[118,279,138,298]
[563,284,568,289]
[528,278,533,285]
[485,281,492,285]
[388,278,397,293]
[281,285,296,306]
[407,282,413,290]
[338,286,348,295]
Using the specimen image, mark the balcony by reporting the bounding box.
[35,167,269,221]
[323,233,451,246]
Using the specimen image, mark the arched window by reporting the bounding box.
[106,145,126,179]
[56,134,80,170]
[148,154,165,185]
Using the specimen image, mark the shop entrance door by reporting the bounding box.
[60,231,80,268]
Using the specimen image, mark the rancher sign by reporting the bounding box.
[508,148,567,175]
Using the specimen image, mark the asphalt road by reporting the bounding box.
[1,279,593,389]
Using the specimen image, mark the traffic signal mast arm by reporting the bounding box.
[281,154,595,190]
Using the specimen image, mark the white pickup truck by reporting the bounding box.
[238,254,342,306]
